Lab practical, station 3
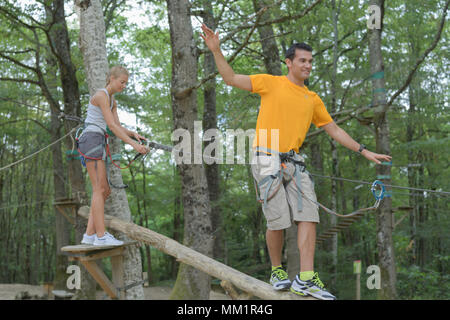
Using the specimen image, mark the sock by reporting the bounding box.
[271,265,282,271]
[300,271,314,281]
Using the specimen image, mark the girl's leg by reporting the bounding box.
[85,160,111,237]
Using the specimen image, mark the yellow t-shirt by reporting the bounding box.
[250,74,333,153]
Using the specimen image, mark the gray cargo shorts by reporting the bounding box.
[251,151,320,230]
[77,132,106,162]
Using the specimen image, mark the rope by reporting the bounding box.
[142,140,450,198]
[146,140,449,198]
[308,173,450,197]
[3,121,447,198]
[0,126,80,172]
[280,163,383,218]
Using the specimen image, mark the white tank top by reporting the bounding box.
[83,88,114,134]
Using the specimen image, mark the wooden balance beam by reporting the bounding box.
[76,206,313,300]
[61,241,138,300]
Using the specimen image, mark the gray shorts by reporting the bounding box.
[77,132,106,162]
[251,151,320,230]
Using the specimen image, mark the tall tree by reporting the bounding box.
[43,21,70,293]
[44,0,89,293]
[75,0,145,300]
[166,0,213,300]
[368,0,397,299]
[201,0,224,261]
[328,0,341,291]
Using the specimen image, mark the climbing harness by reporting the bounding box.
[253,147,385,218]
[75,123,149,189]
[253,147,307,212]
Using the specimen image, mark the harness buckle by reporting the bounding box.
[279,151,306,171]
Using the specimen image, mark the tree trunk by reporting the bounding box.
[251,0,282,76]
[45,0,87,294]
[141,161,154,283]
[328,0,340,291]
[201,0,224,261]
[75,0,144,300]
[368,0,397,299]
[42,5,71,289]
[166,0,213,300]
[49,0,86,204]
[46,52,71,292]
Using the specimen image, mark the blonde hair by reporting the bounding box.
[106,66,129,85]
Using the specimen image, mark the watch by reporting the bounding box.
[358,144,367,153]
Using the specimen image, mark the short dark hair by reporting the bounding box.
[285,43,313,61]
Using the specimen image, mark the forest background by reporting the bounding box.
[0,0,448,300]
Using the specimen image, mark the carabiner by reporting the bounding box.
[371,180,385,201]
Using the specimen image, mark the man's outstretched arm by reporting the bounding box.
[201,24,252,92]
[321,121,392,164]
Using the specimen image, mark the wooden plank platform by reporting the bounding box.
[61,241,138,300]
[61,241,137,253]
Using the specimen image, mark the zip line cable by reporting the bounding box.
[0,125,80,172]
[308,172,450,197]
[1,124,448,197]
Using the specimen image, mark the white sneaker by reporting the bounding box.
[290,273,336,300]
[93,232,124,246]
[81,233,95,245]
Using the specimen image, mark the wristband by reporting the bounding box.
[358,144,367,153]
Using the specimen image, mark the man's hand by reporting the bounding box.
[199,24,253,91]
[322,122,392,165]
[200,24,221,53]
[361,149,392,165]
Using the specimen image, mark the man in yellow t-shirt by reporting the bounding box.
[201,24,391,300]
[250,72,333,153]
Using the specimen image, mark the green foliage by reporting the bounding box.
[397,264,450,299]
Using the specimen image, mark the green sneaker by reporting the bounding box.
[270,267,291,291]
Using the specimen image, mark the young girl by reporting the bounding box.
[78,66,149,246]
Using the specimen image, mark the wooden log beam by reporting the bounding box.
[77,206,313,300]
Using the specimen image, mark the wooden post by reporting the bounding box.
[61,242,137,300]
[354,260,361,300]
[53,198,78,225]
[111,255,125,299]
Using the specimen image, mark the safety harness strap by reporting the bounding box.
[258,170,282,208]
[254,147,307,211]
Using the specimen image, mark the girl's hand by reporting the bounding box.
[132,142,149,155]
[130,131,147,143]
